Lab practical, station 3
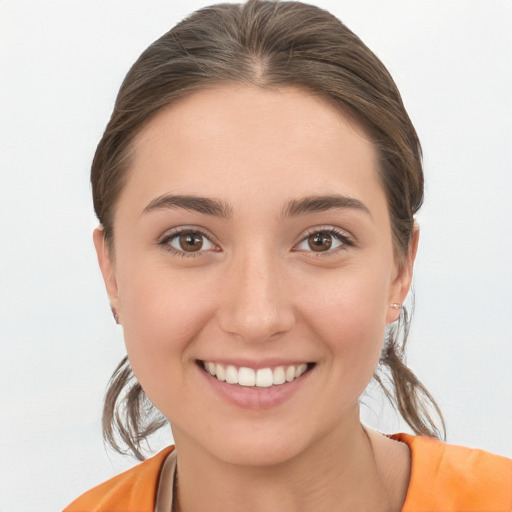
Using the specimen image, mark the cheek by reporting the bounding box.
[116,264,216,394]
[302,265,390,376]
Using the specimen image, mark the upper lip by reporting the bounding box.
[197,358,314,370]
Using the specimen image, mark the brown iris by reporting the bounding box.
[308,232,332,252]
[179,233,203,252]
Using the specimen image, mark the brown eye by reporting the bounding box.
[165,230,215,255]
[295,228,349,254]
[307,232,333,252]
[178,233,203,252]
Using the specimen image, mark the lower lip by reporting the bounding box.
[198,363,314,410]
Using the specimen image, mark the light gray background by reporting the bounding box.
[1,1,511,510]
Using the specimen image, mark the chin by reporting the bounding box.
[208,434,307,468]
[171,417,313,469]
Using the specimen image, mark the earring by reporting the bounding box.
[390,303,401,310]
[110,305,120,324]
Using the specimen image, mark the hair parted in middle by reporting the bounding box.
[93,0,445,460]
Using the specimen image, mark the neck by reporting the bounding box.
[171,415,408,512]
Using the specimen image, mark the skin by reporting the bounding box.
[94,84,416,511]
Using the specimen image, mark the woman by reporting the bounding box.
[64,1,511,510]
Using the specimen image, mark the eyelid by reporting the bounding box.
[157,224,354,257]
[293,225,355,254]
[158,226,220,256]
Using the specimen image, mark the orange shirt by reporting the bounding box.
[393,434,512,512]
[63,433,512,512]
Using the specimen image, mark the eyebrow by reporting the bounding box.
[142,193,370,219]
[283,194,371,218]
[143,194,233,218]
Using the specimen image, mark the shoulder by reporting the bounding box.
[62,446,175,512]
[391,433,512,512]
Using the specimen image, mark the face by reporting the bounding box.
[95,84,415,467]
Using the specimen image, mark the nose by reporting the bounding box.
[216,249,295,344]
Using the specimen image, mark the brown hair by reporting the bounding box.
[93,0,445,460]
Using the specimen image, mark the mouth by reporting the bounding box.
[198,360,315,388]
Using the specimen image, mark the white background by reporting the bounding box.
[1,1,511,510]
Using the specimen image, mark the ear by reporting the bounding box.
[386,224,420,324]
[93,227,120,311]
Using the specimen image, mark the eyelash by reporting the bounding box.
[158,226,354,258]
[158,227,217,258]
[294,226,355,256]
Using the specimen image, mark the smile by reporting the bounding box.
[201,361,312,388]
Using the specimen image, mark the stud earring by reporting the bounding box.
[110,305,120,324]
[390,303,401,310]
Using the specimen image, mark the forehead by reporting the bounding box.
[124,84,385,214]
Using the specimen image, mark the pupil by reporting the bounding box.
[309,232,332,252]
[180,233,203,252]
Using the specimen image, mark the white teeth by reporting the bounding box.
[239,367,255,386]
[273,366,286,385]
[215,364,226,381]
[225,365,238,384]
[295,363,307,378]
[255,368,273,388]
[285,366,296,382]
[203,362,310,387]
